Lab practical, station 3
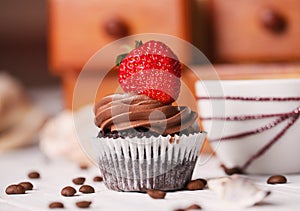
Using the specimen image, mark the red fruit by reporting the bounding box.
[118,40,181,104]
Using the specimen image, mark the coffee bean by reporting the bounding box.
[267,175,287,184]
[186,204,202,210]
[5,184,26,194]
[72,177,86,185]
[79,164,89,170]
[93,176,103,182]
[18,182,33,191]
[186,179,205,190]
[76,201,92,208]
[49,202,64,209]
[146,189,166,199]
[174,203,202,211]
[61,186,76,196]
[196,178,207,187]
[28,171,40,179]
[79,185,95,194]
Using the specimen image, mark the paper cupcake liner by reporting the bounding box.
[92,132,206,191]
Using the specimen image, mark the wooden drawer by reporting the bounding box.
[211,0,300,62]
[48,0,189,74]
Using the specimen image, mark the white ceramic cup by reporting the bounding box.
[195,79,300,174]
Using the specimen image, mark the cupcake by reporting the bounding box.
[93,40,206,191]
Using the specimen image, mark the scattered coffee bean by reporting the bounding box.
[28,171,40,179]
[146,189,166,199]
[186,204,202,210]
[174,203,202,211]
[267,175,287,184]
[79,185,95,194]
[72,177,86,185]
[76,201,92,208]
[49,202,64,209]
[186,179,205,190]
[79,164,89,170]
[93,176,103,182]
[5,184,26,195]
[61,186,76,196]
[196,178,207,187]
[18,182,33,191]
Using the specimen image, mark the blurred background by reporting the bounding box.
[0,0,209,158]
[1,0,299,101]
[0,0,299,158]
[0,0,58,86]
[0,0,208,87]
[0,0,213,110]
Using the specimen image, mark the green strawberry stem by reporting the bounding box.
[135,40,143,48]
[115,40,143,67]
[116,53,128,67]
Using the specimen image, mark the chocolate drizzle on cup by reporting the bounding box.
[198,96,300,172]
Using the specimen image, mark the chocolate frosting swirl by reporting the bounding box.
[94,93,199,136]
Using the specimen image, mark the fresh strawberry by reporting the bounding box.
[117,40,182,104]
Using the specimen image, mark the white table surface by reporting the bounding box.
[1,146,300,211]
[1,87,300,211]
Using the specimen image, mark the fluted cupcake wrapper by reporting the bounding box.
[92,132,206,192]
